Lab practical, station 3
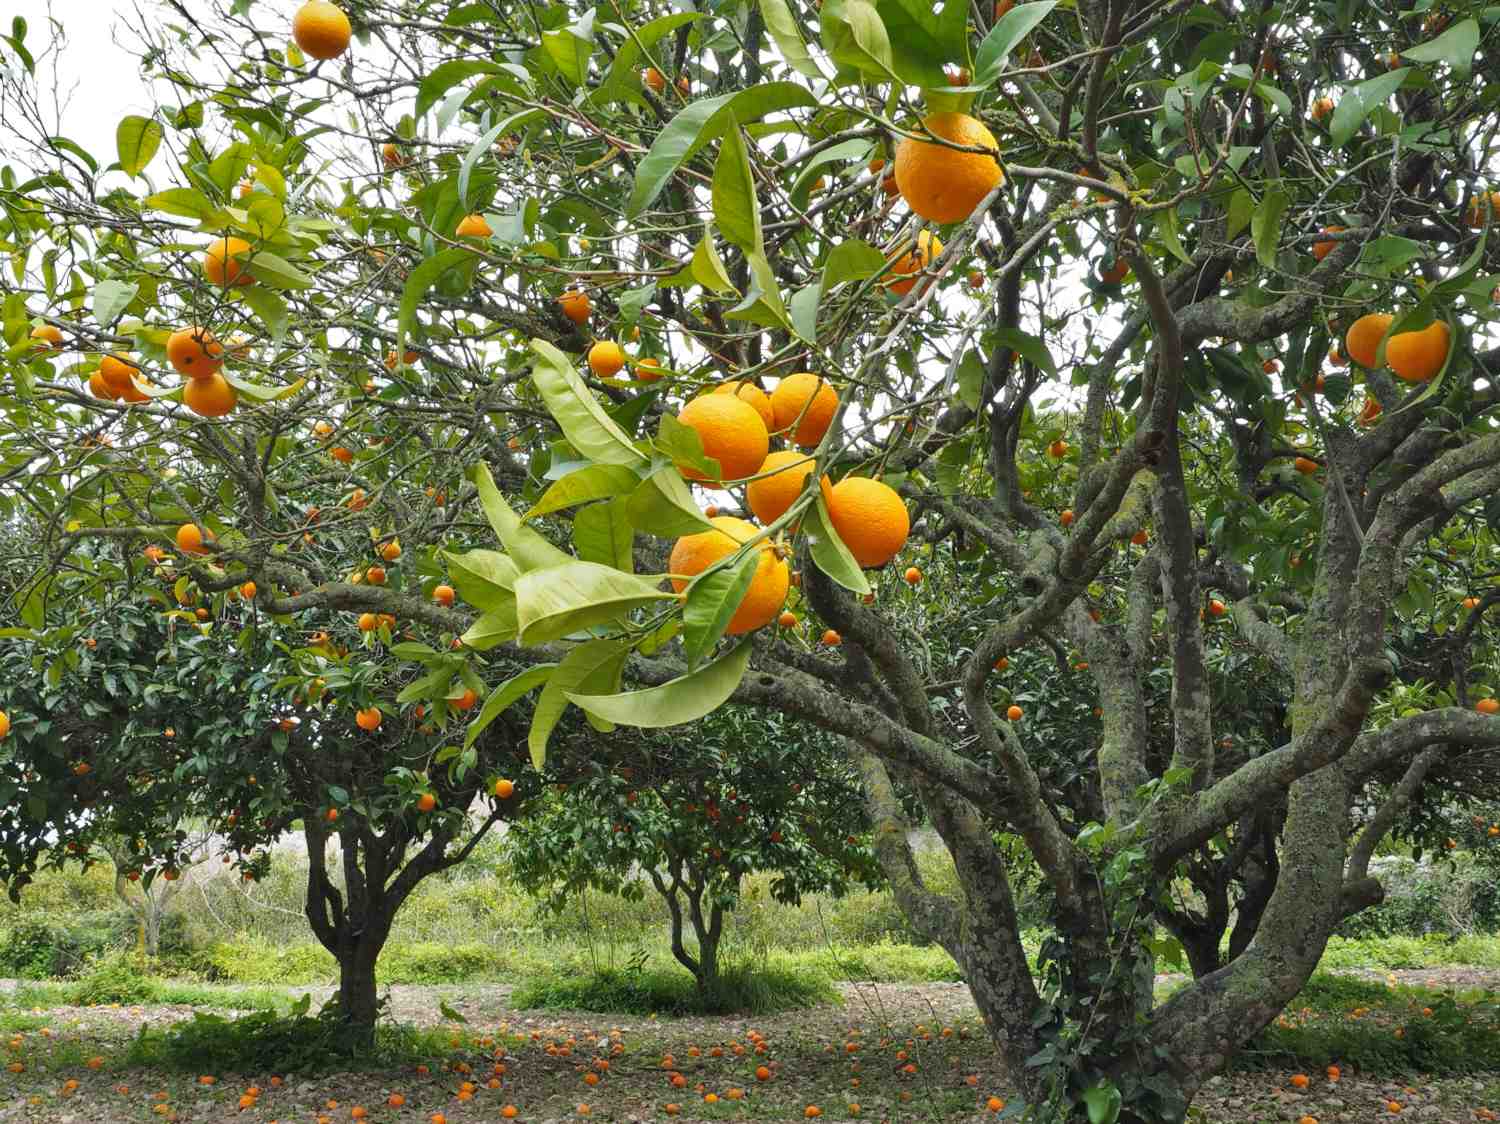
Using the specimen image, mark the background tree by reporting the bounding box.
[3,1,1500,1121]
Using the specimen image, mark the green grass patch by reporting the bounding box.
[1318,933,1500,970]
[773,942,962,983]
[511,962,839,1016]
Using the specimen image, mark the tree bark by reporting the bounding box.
[335,942,382,1044]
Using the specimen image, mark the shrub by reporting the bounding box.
[1337,855,1500,939]
[203,939,336,984]
[380,942,505,983]
[0,917,114,979]
[511,961,838,1016]
[66,950,154,1005]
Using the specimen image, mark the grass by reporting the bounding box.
[510,962,841,1016]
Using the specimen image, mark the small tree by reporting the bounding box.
[105,830,207,959]
[507,709,878,992]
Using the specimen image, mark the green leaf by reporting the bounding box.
[807,493,871,595]
[727,250,795,335]
[443,548,519,611]
[821,0,897,82]
[396,248,472,359]
[690,228,738,295]
[514,561,675,646]
[528,465,642,520]
[1252,187,1289,269]
[712,125,762,253]
[593,12,703,104]
[221,371,306,403]
[460,109,543,209]
[1225,187,1254,241]
[994,326,1057,377]
[461,606,518,651]
[973,1,1057,85]
[473,464,575,573]
[529,339,649,467]
[758,0,821,79]
[872,0,967,88]
[529,638,631,768]
[627,83,818,217]
[143,187,219,221]
[823,239,886,287]
[91,280,138,328]
[241,286,289,342]
[682,549,760,670]
[627,468,714,536]
[245,250,313,290]
[569,638,752,728]
[541,9,595,87]
[1402,18,1478,77]
[955,350,986,410]
[397,668,452,706]
[656,413,721,480]
[116,115,162,177]
[416,60,503,118]
[1155,208,1192,265]
[573,499,635,572]
[1081,1083,1122,1124]
[1329,69,1410,147]
[790,284,821,344]
[463,665,555,750]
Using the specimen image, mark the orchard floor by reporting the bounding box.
[0,975,1496,1123]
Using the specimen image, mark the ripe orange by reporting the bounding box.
[203,236,254,287]
[385,349,420,370]
[778,610,798,629]
[1048,439,1068,458]
[1344,313,1393,368]
[494,778,515,799]
[240,581,257,599]
[904,566,922,585]
[755,1066,771,1081]
[175,523,213,555]
[805,1107,821,1118]
[453,688,478,711]
[824,477,910,568]
[994,656,1008,671]
[676,394,769,483]
[714,380,775,429]
[987,1098,1004,1113]
[183,371,238,417]
[1385,320,1450,383]
[669,517,789,634]
[1006,705,1023,721]
[1099,258,1130,286]
[1131,529,1149,546]
[770,372,838,447]
[588,340,626,377]
[635,357,663,382]
[821,629,841,647]
[1263,358,1281,373]
[88,369,118,400]
[1359,396,1382,425]
[381,143,407,168]
[1477,698,1500,715]
[1464,191,1500,228]
[380,541,402,562]
[332,446,354,463]
[643,67,666,93]
[1060,509,1074,526]
[1312,226,1344,261]
[455,213,492,238]
[1463,596,1482,609]
[98,354,138,396]
[894,112,1004,224]
[29,324,63,349]
[325,808,339,823]
[387,1094,405,1108]
[356,707,382,731]
[747,450,818,524]
[558,289,592,325]
[1311,96,1335,120]
[166,327,225,379]
[1294,456,1319,475]
[1289,1073,1309,1089]
[433,584,455,606]
[417,792,437,812]
[366,565,387,586]
[292,1,352,60]
[884,230,943,297]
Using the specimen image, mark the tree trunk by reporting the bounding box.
[143,904,161,958]
[333,940,382,1046]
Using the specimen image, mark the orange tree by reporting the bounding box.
[504,706,879,996]
[4,0,1500,1119]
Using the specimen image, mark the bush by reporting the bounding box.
[66,950,154,1005]
[1337,855,1500,939]
[0,917,114,979]
[511,961,839,1016]
[380,942,506,983]
[203,939,335,984]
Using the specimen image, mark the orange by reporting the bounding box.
[805,1107,821,1118]
[668,517,788,634]
[994,656,1008,671]
[433,584,455,606]
[824,477,909,568]
[455,213,492,238]
[1048,439,1069,458]
[1060,509,1074,526]
[559,289,591,324]
[1099,258,1130,286]
[747,450,818,524]
[416,792,436,812]
[175,523,213,555]
[89,370,119,400]
[453,688,478,711]
[1294,456,1319,475]
[1290,1073,1309,1089]
[1464,191,1500,228]
[1263,358,1281,373]
[494,778,515,799]
[166,327,224,379]
[203,236,254,287]
[893,112,1004,224]
[588,340,626,377]
[821,629,841,647]
[1328,347,1348,368]
[903,566,922,585]
[29,324,63,350]
[355,707,381,731]
[1463,596,1482,609]
[635,357,663,382]
[1312,226,1344,261]
[1385,320,1450,383]
[987,1098,1004,1113]
[714,380,774,429]
[358,612,377,631]
[1477,699,1499,715]
[675,394,769,483]
[1006,705,1023,721]
[1344,313,1392,368]
[778,610,798,629]
[1131,529,1149,546]
[381,143,406,168]
[98,354,138,396]
[643,67,666,93]
[0,711,13,739]
[380,541,402,561]
[1311,96,1334,120]
[183,371,238,417]
[240,581,257,599]
[884,230,943,297]
[326,808,339,823]
[755,1066,771,1081]
[770,373,838,447]
[292,1,352,60]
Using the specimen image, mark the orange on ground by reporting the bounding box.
[884,230,943,298]
[1345,312,1393,368]
[30,324,63,349]
[821,629,841,647]
[714,380,775,430]
[558,289,591,325]
[98,354,138,396]
[292,1,352,59]
[747,450,818,525]
[1385,320,1450,383]
[588,340,626,377]
[770,372,838,447]
[166,327,224,379]
[175,523,213,555]
[1312,226,1344,261]
[1006,705,1023,721]
[203,236,254,287]
[183,371,238,417]
[355,707,382,731]
[1290,1073,1309,1089]
[676,394,769,483]
[893,113,1004,224]
[669,517,789,634]
[455,213,492,238]
[824,477,910,568]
